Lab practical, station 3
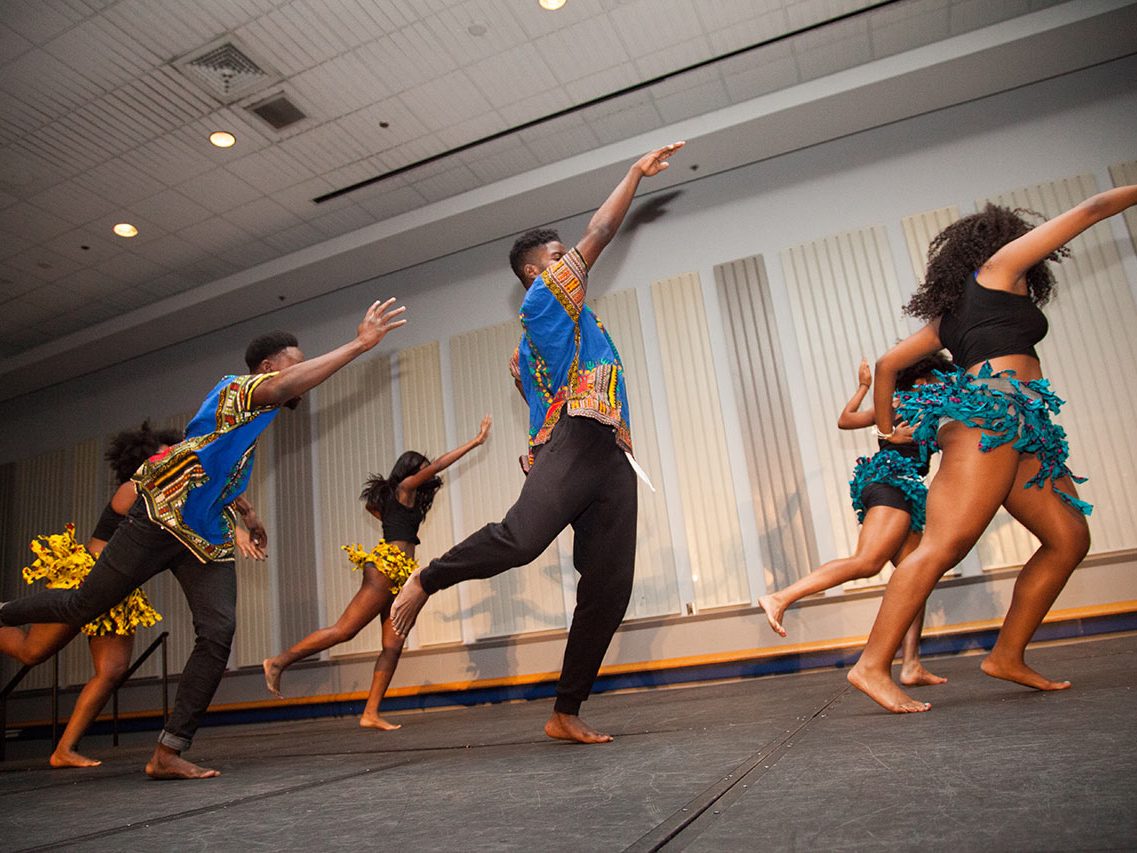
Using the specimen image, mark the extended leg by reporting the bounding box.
[264,565,389,698]
[545,447,637,744]
[360,608,406,731]
[894,531,947,687]
[0,623,79,666]
[981,457,1090,690]
[759,506,910,638]
[146,556,237,780]
[50,634,134,768]
[847,424,1021,712]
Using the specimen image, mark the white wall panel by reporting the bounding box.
[780,226,913,587]
[450,321,566,640]
[397,342,463,647]
[980,175,1137,560]
[714,255,820,592]
[312,356,395,657]
[591,289,680,619]
[900,205,961,281]
[651,272,747,610]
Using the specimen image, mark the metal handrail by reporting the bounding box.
[1,630,170,760]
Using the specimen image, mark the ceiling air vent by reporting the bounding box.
[176,38,279,104]
[247,93,307,130]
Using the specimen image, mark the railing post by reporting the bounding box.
[1,665,34,763]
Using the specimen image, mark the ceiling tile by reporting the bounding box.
[564,61,640,104]
[870,0,950,58]
[0,22,34,64]
[720,42,800,103]
[463,139,542,185]
[226,146,317,194]
[174,169,265,214]
[609,0,708,58]
[308,203,376,237]
[399,71,495,134]
[42,227,122,266]
[262,220,327,253]
[496,87,575,129]
[651,75,731,125]
[223,196,305,235]
[792,16,872,82]
[950,0,1030,34]
[2,0,84,44]
[583,92,663,146]
[128,189,215,232]
[28,181,119,226]
[534,16,632,85]
[356,183,428,221]
[179,217,256,255]
[519,114,601,165]
[0,201,75,242]
[466,43,561,109]
[73,158,171,205]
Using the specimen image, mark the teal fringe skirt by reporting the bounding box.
[895,362,1091,516]
[849,450,928,532]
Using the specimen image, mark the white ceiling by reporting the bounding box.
[0,0,1125,400]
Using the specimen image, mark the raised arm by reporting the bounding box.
[251,298,406,408]
[981,185,1137,290]
[396,415,493,497]
[837,358,876,430]
[874,322,943,442]
[574,142,685,271]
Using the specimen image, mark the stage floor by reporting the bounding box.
[3,633,1135,851]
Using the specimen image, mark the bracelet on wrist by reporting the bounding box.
[873,426,894,441]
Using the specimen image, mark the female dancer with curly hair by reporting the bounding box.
[263,416,491,729]
[848,184,1137,713]
[760,354,954,687]
[1,422,180,767]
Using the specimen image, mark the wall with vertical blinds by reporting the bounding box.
[2,60,1135,695]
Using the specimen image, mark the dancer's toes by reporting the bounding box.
[899,662,948,687]
[359,714,402,731]
[263,658,283,698]
[49,749,101,768]
[145,747,220,780]
[757,594,788,638]
[544,712,613,744]
[390,571,429,637]
[980,655,1070,691]
[848,664,931,713]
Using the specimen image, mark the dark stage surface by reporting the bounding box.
[3,633,1135,852]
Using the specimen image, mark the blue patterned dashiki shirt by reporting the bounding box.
[133,373,280,562]
[511,248,631,467]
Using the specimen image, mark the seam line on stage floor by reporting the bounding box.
[623,684,851,852]
[13,762,410,853]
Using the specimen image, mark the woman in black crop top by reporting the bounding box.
[264,415,491,730]
[760,355,954,688]
[1,422,180,767]
[848,184,1137,715]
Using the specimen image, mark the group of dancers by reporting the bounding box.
[1,138,1135,777]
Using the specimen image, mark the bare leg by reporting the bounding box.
[145,743,220,780]
[264,565,388,698]
[894,532,947,687]
[50,634,134,768]
[981,459,1089,690]
[0,623,78,666]
[360,609,405,731]
[848,425,1021,712]
[759,507,911,637]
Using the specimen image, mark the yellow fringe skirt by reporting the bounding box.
[23,524,162,638]
[341,540,417,595]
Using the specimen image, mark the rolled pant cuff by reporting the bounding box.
[158,729,192,752]
[553,696,582,716]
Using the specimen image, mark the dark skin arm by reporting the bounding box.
[572,142,685,282]
[392,415,493,507]
[840,358,914,442]
[250,298,407,408]
[231,495,267,560]
[979,185,1137,291]
[874,322,943,440]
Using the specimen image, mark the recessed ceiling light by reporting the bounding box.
[209,130,236,148]
[113,223,138,238]
[538,0,566,9]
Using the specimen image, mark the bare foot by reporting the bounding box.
[847,663,931,713]
[899,661,948,687]
[544,712,613,744]
[145,745,220,780]
[757,594,788,638]
[359,714,402,731]
[49,749,102,768]
[390,571,429,637]
[263,658,283,698]
[981,654,1071,691]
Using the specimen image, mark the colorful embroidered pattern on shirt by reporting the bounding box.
[135,372,280,562]
[515,249,633,465]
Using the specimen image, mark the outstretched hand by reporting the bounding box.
[358,298,407,349]
[636,141,685,178]
[474,414,493,445]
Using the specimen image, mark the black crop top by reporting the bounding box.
[381,496,425,545]
[91,502,125,542]
[938,273,1047,370]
